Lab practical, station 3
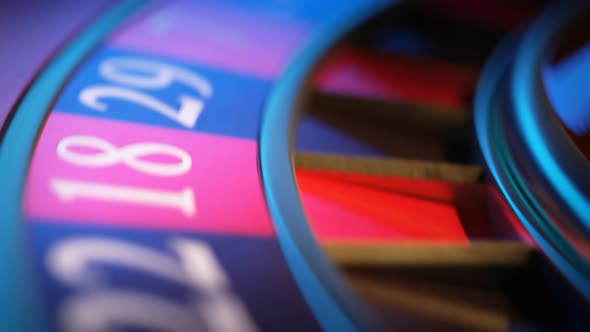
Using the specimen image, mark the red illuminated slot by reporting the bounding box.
[311,46,478,109]
[296,167,531,246]
[296,169,469,244]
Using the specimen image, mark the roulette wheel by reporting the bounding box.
[1,0,589,331]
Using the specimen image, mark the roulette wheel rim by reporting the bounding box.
[259,1,397,331]
[474,1,590,302]
[512,1,590,228]
[0,1,147,330]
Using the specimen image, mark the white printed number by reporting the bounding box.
[48,238,258,332]
[57,135,191,177]
[50,179,196,217]
[79,57,213,128]
[52,135,196,217]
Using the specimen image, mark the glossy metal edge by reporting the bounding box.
[259,1,398,331]
[0,1,149,331]
[475,35,590,301]
[512,2,590,231]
